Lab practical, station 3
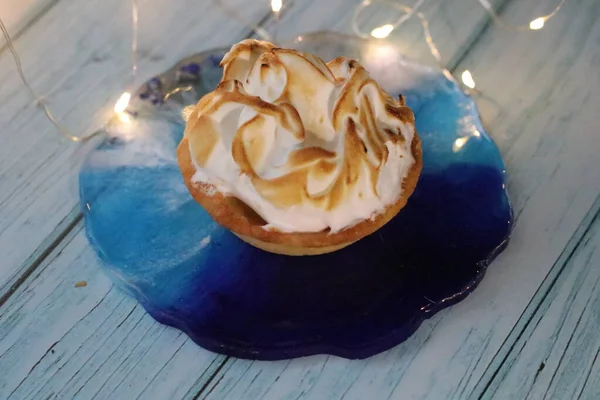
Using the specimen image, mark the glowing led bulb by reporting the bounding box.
[371,24,394,39]
[453,137,468,152]
[114,92,131,113]
[271,0,282,13]
[529,17,545,30]
[461,70,476,89]
[118,112,131,123]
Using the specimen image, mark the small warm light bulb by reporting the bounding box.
[118,112,131,123]
[114,92,131,113]
[371,24,394,39]
[529,17,545,30]
[461,70,476,89]
[271,0,282,13]
[453,137,468,152]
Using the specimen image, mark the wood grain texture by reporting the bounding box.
[0,1,513,399]
[200,0,600,399]
[0,0,270,298]
[472,196,600,399]
[0,224,227,400]
[482,207,600,400]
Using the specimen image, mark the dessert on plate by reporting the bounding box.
[177,39,422,256]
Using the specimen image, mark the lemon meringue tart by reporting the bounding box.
[177,39,422,256]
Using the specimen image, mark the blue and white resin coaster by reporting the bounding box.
[79,33,512,360]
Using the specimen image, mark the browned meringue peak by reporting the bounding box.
[185,40,415,232]
[220,40,274,81]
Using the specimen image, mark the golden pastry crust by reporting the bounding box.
[176,133,422,256]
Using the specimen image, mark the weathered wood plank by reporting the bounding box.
[0,0,270,297]
[0,1,510,399]
[472,195,600,399]
[200,0,600,399]
[0,224,227,399]
[482,208,600,400]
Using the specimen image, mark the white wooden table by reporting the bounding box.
[1,0,599,399]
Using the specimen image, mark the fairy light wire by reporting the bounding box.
[2,0,569,142]
[0,17,89,141]
[0,0,140,142]
[353,0,426,39]
[353,0,569,89]
[130,0,139,89]
[477,0,568,31]
[355,0,569,38]
[0,0,268,144]
[352,0,450,82]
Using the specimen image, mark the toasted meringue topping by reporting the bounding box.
[185,39,416,233]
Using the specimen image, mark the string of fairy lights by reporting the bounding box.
[0,0,140,141]
[0,0,568,142]
[351,0,569,89]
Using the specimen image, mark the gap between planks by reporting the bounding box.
[193,358,231,400]
[471,194,600,400]
[0,206,81,308]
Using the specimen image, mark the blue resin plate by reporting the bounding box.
[80,32,512,360]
